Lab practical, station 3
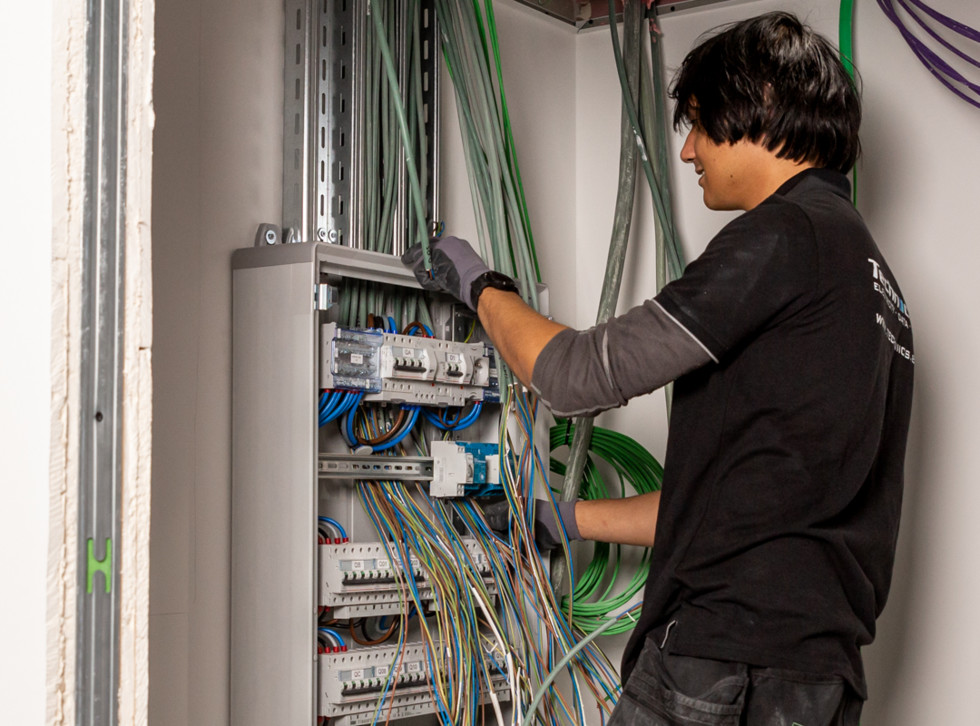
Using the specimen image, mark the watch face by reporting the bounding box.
[487,272,517,292]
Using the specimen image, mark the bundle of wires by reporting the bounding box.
[342,403,422,454]
[554,0,683,597]
[877,0,980,109]
[317,516,349,543]
[338,277,436,336]
[361,0,432,259]
[336,0,439,329]
[550,421,662,635]
[434,0,541,309]
[318,390,363,427]
[608,0,685,284]
[317,627,347,653]
[353,386,628,726]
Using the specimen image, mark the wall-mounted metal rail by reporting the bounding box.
[77,0,128,723]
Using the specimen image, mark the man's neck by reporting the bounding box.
[740,152,817,210]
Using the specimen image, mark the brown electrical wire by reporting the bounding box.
[352,406,408,446]
[348,616,399,646]
[401,320,431,337]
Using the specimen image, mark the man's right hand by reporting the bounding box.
[401,236,491,311]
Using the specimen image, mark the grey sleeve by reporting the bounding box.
[529,299,714,417]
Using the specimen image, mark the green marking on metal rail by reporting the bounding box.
[86,537,112,594]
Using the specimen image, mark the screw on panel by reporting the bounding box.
[317,227,329,241]
[254,222,282,246]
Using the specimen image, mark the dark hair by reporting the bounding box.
[670,12,861,173]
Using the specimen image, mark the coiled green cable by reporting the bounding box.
[551,421,663,635]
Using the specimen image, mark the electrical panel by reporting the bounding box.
[231,242,549,726]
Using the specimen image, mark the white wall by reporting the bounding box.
[0,3,52,725]
[148,0,980,723]
[854,2,980,722]
[149,0,282,723]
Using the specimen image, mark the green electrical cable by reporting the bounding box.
[839,0,858,207]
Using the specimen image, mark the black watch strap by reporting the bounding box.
[470,270,519,308]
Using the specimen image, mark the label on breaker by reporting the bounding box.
[406,661,422,674]
[446,353,460,363]
[350,668,365,681]
[376,558,390,570]
[375,665,390,678]
[350,353,363,365]
[351,560,365,572]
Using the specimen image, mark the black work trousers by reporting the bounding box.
[607,628,863,726]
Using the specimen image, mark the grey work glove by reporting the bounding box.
[482,499,582,552]
[401,236,490,311]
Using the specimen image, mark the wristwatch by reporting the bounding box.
[470,270,520,308]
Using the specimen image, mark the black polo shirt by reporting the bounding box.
[622,169,914,698]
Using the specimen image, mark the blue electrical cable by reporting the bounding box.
[319,390,364,427]
[422,402,483,431]
[318,627,346,648]
[403,322,433,337]
[317,516,347,540]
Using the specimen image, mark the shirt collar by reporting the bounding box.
[774,167,851,201]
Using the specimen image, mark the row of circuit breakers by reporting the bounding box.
[318,324,510,723]
[321,323,499,407]
[317,541,508,723]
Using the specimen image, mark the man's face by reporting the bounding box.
[680,124,766,212]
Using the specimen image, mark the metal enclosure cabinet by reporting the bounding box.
[230,242,419,725]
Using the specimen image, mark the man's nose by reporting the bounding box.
[680,129,696,164]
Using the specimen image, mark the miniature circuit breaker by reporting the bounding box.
[317,641,511,725]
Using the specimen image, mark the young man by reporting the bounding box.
[403,12,913,725]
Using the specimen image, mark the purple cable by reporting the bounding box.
[905,0,980,43]
[895,0,980,70]
[877,0,980,109]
